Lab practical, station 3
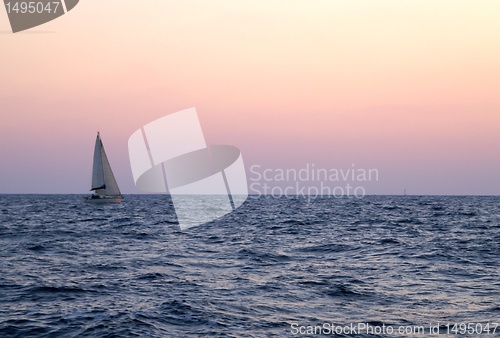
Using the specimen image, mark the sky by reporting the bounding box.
[0,0,499,195]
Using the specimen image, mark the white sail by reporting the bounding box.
[91,133,121,196]
[91,134,105,191]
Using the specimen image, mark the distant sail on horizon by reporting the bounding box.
[86,132,122,203]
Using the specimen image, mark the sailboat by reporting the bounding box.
[85,132,123,203]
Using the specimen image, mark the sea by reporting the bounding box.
[0,195,499,337]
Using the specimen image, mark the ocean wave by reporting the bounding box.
[0,195,498,337]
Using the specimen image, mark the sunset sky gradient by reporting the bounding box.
[1,1,499,194]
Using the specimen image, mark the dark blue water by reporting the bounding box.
[0,195,499,337]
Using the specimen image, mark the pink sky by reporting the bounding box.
[1,1,499,194]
